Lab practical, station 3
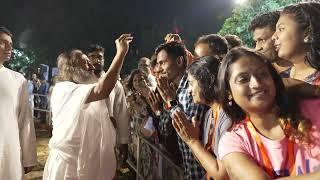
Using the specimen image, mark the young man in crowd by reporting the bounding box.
[155,41,209,179]
[194,34,229,59]
[248,11,292,75]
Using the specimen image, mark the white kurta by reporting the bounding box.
[43,81,117,180]
[106,80,130,144]
[0,66,37,180]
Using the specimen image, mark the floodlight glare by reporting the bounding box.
[235,0,247,5]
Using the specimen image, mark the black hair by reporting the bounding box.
[282,2,320,70]
[194,34,229,57]
[155,41,187,65]
[127,69,145,91]
[0,26,13,37]
[224,34,243,49]
[187,56,221,104]
[86,44,105,54]
[150,54,157,68]
[248,11,280,32]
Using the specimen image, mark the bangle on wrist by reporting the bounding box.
[169,99,178,107]
[155,110,161,117]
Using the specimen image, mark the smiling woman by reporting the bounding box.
[217,47,320,179]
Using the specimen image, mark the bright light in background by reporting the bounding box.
[234,0,248,5]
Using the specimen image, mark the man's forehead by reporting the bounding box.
[157,50,175,61]
[253,26,275,38]
[88,50,103,56]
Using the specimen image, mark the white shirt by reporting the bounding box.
[0,66,37,180]
[106,80,130,144]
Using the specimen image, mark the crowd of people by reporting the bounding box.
[1,1,320,180]
[27,72,51,123]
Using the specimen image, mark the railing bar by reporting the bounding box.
[32,108,51,112]
[126,159,144,179]
[32,93,49,97]
[139,135,182,171]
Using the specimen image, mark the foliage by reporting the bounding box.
[6,48,36,75]
[218,0,300,47]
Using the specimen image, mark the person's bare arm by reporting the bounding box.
[188,140,229,180]
[222,152,270,180]
[172,110,228,180]
[86,34,133,103]
[277,172,320,180]
[222,152,320,180]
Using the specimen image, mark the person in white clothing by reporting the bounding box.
[86,44,130,165]
[43,34,132,180]
[0,26,37,179]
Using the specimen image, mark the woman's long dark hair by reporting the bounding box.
[127,69,144,92]
[282,2,320,71]
[187,56,221,105]
[217,47,312,144]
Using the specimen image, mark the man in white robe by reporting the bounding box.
[106,81,130,145]
[44,81,117,180]
[86,44,130,163]
[106,80,130,166]
[43,34,132,180]
[0,27,37,179]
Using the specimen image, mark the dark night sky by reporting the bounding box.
[1,0,235,72]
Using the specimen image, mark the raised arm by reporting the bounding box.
[222,152,271,180]
[86,34,133,103]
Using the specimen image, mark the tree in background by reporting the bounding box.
[5,48,36,76]
[218,0,300,47]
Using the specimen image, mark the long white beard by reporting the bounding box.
[74,67,97,84]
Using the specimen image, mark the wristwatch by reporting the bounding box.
[169,99,178,107]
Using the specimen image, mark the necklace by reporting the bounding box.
[289,66,295,79]
[290,66,317,80]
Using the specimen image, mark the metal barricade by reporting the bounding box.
[32,93,52,126]
[127,133,184,180]
[31,93,183,179]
